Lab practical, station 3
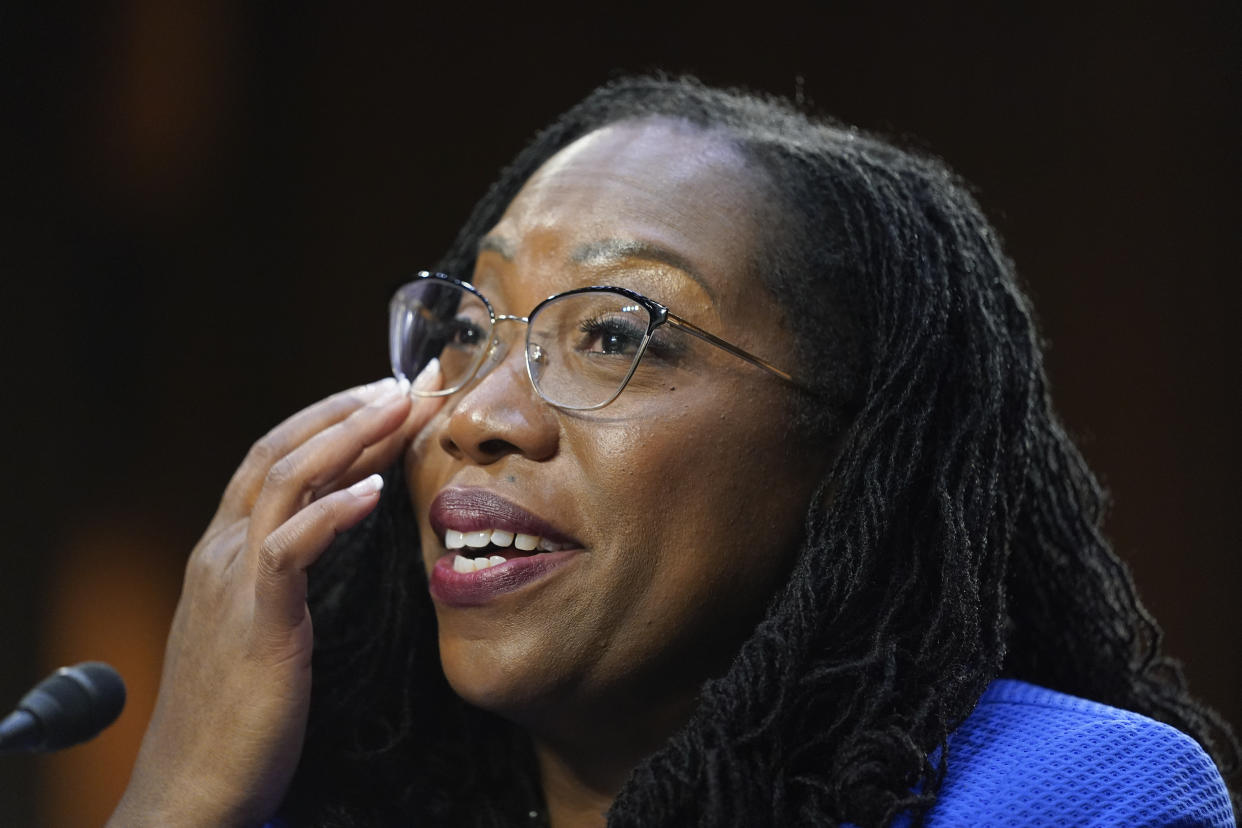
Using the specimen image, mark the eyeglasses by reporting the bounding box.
[389,271,804,411]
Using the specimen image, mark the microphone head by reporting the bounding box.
[16,661,126,751]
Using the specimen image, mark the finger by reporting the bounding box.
[313,391,447,497]
[253,474,385,632]
[244,360,441,550]
[215,377,407,528]
[244,390,412,554]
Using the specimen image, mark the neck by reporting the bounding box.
[535,741,616,828]
[528,691,698,828]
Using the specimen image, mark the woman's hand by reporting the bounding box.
[108,364,442,828]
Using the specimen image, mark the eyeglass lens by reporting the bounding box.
[389,280,655,409]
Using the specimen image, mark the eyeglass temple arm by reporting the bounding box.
[664,314,807,390]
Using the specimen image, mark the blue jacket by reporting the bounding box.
[270,679,1235,826]
[901,679,1234,827]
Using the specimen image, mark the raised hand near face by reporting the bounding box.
[108,363,442,828]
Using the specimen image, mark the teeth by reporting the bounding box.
[443,528,562,553]
[451,553,508,573]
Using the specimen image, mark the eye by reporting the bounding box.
[455,318,485,345]
[438,317,488,349]
[577,316,647,356]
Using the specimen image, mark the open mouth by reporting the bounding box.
[444,527,576,572]
[430,487,584,579]
[427,488,584,608]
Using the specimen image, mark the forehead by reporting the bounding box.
[483,119,770,310]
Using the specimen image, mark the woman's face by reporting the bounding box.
[407,119,829,740]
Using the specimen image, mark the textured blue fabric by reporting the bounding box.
[896,679,1235,827]
[266,679,1235,826]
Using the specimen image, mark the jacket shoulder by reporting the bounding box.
[924,679,1235,827]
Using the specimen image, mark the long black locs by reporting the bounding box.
[0,662,126,753]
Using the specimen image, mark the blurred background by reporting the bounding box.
[2,2,1238,824]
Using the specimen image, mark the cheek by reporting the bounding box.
[642,402,796,518]
[654,435,802,595]
[579,395,812,616]
[562,407,810,692]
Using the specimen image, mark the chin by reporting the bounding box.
[437,628,567,720]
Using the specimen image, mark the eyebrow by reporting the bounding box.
[477,234,717,303]
[574,238,718,303]
[477,234,516,260]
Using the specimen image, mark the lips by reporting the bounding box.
[427,488,584,607]
[429,488,581,547]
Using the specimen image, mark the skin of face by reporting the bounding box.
[406,118,830,779]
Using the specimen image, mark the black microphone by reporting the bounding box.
[0,662,126,753]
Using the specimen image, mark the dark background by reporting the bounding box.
[2,3,1239,825]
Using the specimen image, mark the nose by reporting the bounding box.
[437,330,559,465]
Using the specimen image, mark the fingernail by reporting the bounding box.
[413,358,440,392]
[347,473,384,497]
[366,381,411,408]
[356,377,399,400]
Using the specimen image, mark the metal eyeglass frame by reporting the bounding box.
[391,270,808,411]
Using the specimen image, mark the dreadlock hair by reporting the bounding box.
[280,76,1239,826]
